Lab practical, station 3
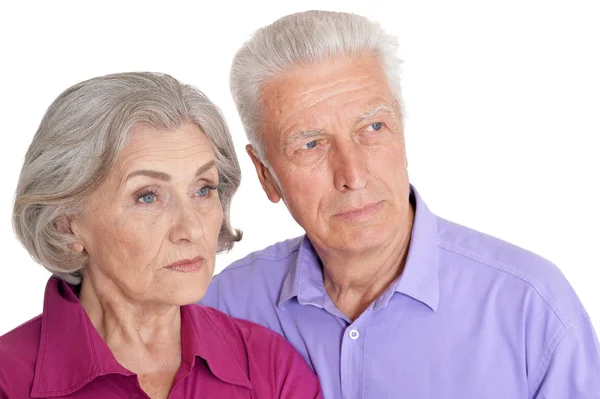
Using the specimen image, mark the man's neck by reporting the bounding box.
[316,206,415,321]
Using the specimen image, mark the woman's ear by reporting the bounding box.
[56,216,85,254]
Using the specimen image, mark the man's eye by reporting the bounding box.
[301,140,318,150]
[368,122,383,131]
[138,192,156,204]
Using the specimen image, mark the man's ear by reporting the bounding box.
[246,145,282,203]
[56,216,85,254]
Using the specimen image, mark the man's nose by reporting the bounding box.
[332,142,369,192]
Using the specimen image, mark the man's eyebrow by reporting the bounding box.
[356,105,392,122]
[126,160,217,182]
[283,129,325,149]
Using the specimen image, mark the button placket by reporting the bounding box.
[340,309,372,399]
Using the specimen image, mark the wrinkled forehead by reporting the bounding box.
[110,123,218,185]
[260,56,399,138]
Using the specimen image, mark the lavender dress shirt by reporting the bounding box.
[0,278,323,398]
[202,187,600,398]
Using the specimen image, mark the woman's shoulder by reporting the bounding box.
[0,314,42,358]
[190,305,323,398]
[0,315,43,397]
[191,304,283,346]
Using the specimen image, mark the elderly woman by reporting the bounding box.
[0,73,322,398]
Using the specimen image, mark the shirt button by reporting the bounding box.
[349,329,360,340]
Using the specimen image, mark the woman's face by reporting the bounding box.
[70,123,223,306]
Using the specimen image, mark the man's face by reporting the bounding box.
[252,55,411,254]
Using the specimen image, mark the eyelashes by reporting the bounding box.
[301,140,319,150]
[195,185,218,198]
[296,122,387,153]
[137,189,159,204]
[367,122,383,131]
[134,184,219,205]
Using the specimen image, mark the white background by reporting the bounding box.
[0,0,598,335]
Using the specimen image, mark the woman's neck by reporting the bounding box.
[79,270,182,399]
[79,271,181,345]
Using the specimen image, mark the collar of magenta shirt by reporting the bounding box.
[277,186,440,315]
[30,278,252,397]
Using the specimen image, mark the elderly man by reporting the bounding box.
[202,10,600,398]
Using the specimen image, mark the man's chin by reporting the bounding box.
[325,224,392,253]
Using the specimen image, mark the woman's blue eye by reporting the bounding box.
[196,187,209,197]
[138,193,156,204]
[303,140,318,149]
[370,122,383,131]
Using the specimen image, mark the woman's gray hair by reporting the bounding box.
[13,72,242,284]
[230,10,404,161]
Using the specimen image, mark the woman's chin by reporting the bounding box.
[151,275,211,307]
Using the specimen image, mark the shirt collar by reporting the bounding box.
[278,235,335,310]
[278,185,440,312]
[31,277,132,398]
[32,278,252,398]
[389,186,440,311]
[180,305,252,389]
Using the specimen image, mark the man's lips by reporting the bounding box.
[333,201,384,220]
[165,256,204,272]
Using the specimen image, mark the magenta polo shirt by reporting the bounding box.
[0,277,322,398]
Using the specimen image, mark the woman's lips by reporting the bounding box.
[165,256,204,272]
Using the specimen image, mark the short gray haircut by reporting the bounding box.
[230,10,403,161]
[13,72,242,284]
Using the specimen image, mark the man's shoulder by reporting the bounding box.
[194,304,275,340]
[436,217,586,325]
[202,237,304,324]
[214,236,303,282]
[436,216,559,274]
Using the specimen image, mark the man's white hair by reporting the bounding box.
[230,10,404,161]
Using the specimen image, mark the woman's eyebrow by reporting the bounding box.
[126,160,217,182]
